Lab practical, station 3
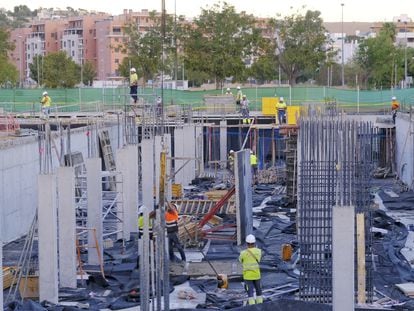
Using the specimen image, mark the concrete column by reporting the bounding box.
[141,138,155,209]
[220,120,227,169]
[175,125,196,186]
[86,158,103,265]
[234,150,253,245]
[196,125,204,175]
[38,174,58,303]
[163,133,172,201]
[332,205,355,311]
[57,167,77,288]
[116,145,139,240]
[155,135,163,205]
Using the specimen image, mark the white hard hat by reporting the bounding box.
[279,97,284,102]
[237,86,241,90]
[250,150,253,154]
[392,96,396,100]
[138,205,145,214]
[130,67,136,72]
[242,94,246,98]
[246,234,256,244]
[226,88,230,91]
[42,91,48,96]
[229,149,234,153]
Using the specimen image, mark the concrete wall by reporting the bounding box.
[395,114,414,187]
[0,124,120,243]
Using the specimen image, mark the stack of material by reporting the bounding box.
[256,166,286,184]
[203,95,236,114]
[3,266,18,289]
[204,190,235,201]
[172,183,183,198]
[179,216,202,246]
[396,283,414,297]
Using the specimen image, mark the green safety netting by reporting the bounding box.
[1,86,413,113]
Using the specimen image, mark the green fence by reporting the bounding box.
[1,86,414,114]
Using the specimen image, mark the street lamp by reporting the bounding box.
[404,21,408,88]
[341,3,345,87]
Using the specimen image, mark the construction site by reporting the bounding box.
[2,86,414,311]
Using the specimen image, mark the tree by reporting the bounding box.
[8,5,37,28]
[81,61,96,86]
[183,2,260,89]
[118,11,182,85]
[0,28,18,87]
[272,9,330,85]
[355,23,398,88]
[0,56,18,87]
[40,52,80,88]
[29,55,44,85]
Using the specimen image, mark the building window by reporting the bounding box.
[115,38,119,42]
[64,41,66,48]
[72,51,75,57]
[115,58,119,64]
[72,41,75,47]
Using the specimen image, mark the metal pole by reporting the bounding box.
[18,35,23,88]
[404,21,408,89]
[341,3,345,87]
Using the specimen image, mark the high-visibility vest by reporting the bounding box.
[41,95,51,107]
[138,215,153,238]
[250,154,257,166]
[392,100,400,111]
[236,90,242,101]
[239,247,261,280]
[276,101,287,111]
[165,209,179,233]
[130,73,138,86]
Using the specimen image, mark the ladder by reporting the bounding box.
[173,199,236,215]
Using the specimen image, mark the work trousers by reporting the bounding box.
[278,109,286,125]
[130,85,138,103]
[168,232,186,261]
[245,279,263,304]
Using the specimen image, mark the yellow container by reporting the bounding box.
[286,106,301,125]
[172,183,183,198]
[281,244,293,261]
[262,97,278,116]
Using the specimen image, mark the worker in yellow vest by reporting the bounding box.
[276,97,287,125]
[239,234,263,305]
[40,91,51,117]
[130,67,138,103]
[250,150,258,184]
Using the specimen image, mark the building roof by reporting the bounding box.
[324,22,373,36]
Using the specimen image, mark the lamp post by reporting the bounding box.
[341,3,345,87]
[404,21,408,88]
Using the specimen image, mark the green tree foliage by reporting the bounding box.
[40,51,80,88]
[8,5,37,28]
[81,61,96,86]
[355,23,399,88]
[0,28,18,86]
[0,55,18,86]
[118,11,183,85]
[183,2,260,89]
[29,55,44,85]
[273,9,330,85]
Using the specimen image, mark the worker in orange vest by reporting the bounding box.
[391,96,400,124]
[165,203,186,262]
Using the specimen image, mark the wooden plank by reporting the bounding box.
[357,213,367,304]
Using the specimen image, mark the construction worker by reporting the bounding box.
[137,206,156,268]
[276,97,287,125]
[250,150,258,184]
[130,67,138,104]
[391,96,400,124]
[241,94,251,124]
[225,87,233,95]
[165,202,186,262]
[236,86,242,106]
[40,91,51,117]
[228,150,235,173]
[239,234,263,305]
[156,96,162,117]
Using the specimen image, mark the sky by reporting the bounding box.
[0,0,412,22]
